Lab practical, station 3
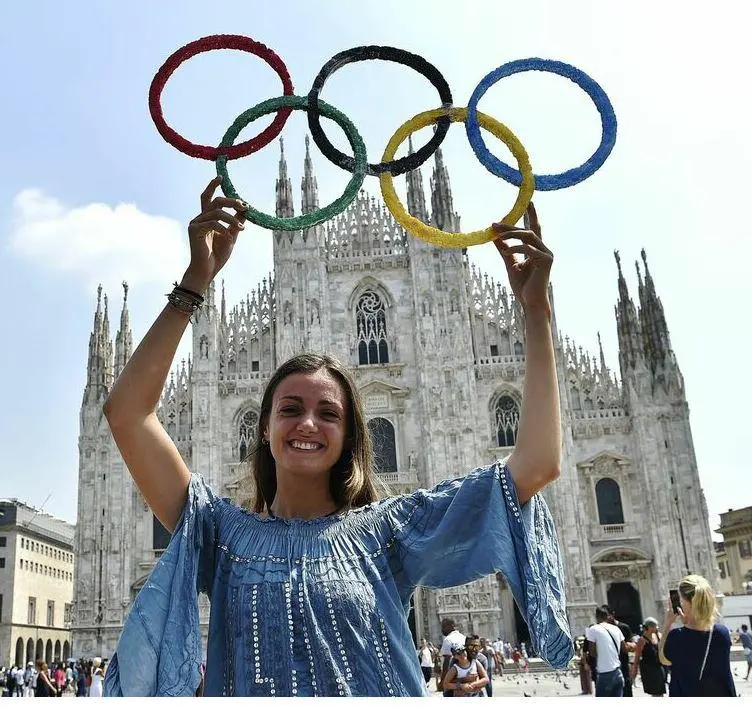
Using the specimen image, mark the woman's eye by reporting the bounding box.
[280,407,298,414]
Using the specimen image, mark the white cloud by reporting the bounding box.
[8,189,188,293]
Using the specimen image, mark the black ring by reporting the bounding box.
[307,46,453,177]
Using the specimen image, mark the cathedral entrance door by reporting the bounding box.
[607,581,642,635]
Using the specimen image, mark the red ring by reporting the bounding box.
[148,35,294,161]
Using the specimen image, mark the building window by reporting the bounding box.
[251,360,259,372]
[356,291,389,365]
[719,561,727,579]
[369,417,398,473]
[740,539,752,559]
[0,593,3,623]
[0,558,5,569]
[595,477,625,525]
[153,515,172,552]
[494,395,520,447]
[28,597,37,625]
[238,410,259,461]
[0,536,6,547]
[64,603,72,625]
[47,600,55,627]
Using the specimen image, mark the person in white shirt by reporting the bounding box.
[418,639,435,687]
[439,619,466,696]
[585,606,627,696]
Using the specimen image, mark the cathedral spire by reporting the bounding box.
[613,250,644,377]
[597,331,608,375]
[405,136,428,222]
[637,248,672,374]
[221,279,227,326]
[83,285,113,404]
[429,138,459,232]
[275,138,294,219]
[301,135,319,214]
[114,281,133,380]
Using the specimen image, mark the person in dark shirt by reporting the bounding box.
[659,574,736,697]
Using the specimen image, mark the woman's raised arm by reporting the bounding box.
[104,177,247,531]
[492,203,561,504]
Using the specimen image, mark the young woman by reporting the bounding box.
[442,641,488,697]
[34,662,57,697]
[658,574,736,696]
[103,177,571,696]
[631,618,665,697]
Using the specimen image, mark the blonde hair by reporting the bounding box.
[678,574,717,629]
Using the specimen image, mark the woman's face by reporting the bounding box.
[265,369,349,486]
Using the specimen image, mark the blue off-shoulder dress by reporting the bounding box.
[104,460,572,696]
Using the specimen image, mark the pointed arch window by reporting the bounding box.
[495,395,520,447]
[356,291,389,365]
[238,410,259,461]
[595,477,625,524]
[369,417,397,473]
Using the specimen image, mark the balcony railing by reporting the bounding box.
[589,522,639,540]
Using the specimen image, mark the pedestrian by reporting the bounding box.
[442,641,488,697]
[605,606,635,696]
[6,665,16,697]
[54,663,66,696]
[631,618,665,697]
[439,619,467,696]
[89,658,104,698]
[418,639,434,688]
[658,574,736,696]
[76,663,88,697]
[577,636,593,694]
[102,182,570,696]
[12,665,25,697]
[34,661,57,697]
[478,637,495,696]
[24,661,35,697]
[585,605,626,696]
[739,624,752,681]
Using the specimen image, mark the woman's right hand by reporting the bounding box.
[184,176,248,292]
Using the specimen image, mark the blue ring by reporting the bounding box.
[465,58,617,191]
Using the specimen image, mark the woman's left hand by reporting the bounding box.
[492,202,553,315]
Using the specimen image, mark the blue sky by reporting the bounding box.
[0,0,750,537]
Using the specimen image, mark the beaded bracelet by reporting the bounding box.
[166,286,203,314]
[172,282,205,303]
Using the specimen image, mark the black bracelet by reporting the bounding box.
[173,281,205,302]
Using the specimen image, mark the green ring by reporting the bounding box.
[216,95,367,230]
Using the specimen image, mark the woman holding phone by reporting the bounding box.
[658,574,735,696]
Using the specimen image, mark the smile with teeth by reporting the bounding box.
[290,440,323,451]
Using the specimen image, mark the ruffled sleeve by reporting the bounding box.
[384,460,572,669]
[104,473,221,697]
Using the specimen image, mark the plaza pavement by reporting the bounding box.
[429,658,752,697]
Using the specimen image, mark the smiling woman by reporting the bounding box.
[101,178,571,697]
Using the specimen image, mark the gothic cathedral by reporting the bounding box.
[71,138,717,659]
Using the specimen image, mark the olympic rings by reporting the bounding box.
[216,95,367,231]
[466,58,617,191]
[150,36,618,241]
[307,46,453,177]
[149,35,294,161]
[379,107,535,248]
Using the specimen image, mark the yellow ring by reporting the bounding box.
[379,107,535,248]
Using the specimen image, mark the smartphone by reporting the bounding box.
[669,588,681,614]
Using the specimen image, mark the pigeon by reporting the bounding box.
[523,692,532,697]
[563,681,570,690]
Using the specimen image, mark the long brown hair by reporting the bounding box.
[246,353,378,513]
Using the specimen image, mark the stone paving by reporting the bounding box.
[429,660,752,697]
